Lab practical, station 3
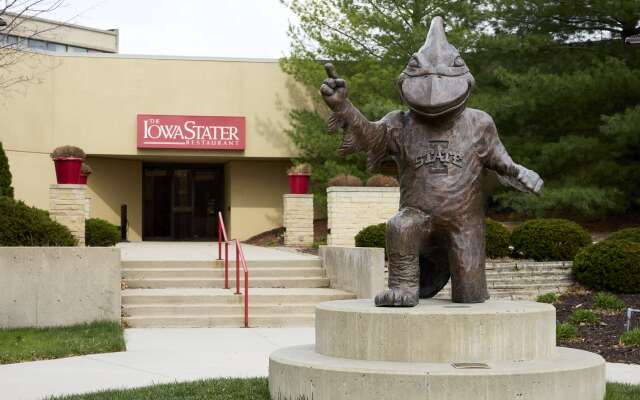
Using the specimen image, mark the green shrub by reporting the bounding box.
[536,293,558,304]
[355,223,386,250]
[511,218,591,261]
[0,142,13,198]
[86,218,121,247]
[485,218,511,259]
[0,197,76,246]
[556,323,577,341]
[620,328,640,347]
[573,240,640,293]
[568,309,600,325]
[593,292,626,312]
[606,227,640,243]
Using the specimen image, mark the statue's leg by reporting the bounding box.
[448,217,489,303]
[375,207,430,307]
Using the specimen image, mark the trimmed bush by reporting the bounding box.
[556,322,577,341]
[0,142,13,198]
[355,223,386,250]
[593,292,626,312]
[366,174,399,187]
[536,293,558,304]
[0,196,76,246]
[288,163,311,175]
[327,174,362,187]
[573,240,640,293]
[86,218,121,247]
[485,218,511,259]
[511,219,591,261]
[50,145,85,159]
[568,309,600,325]
[606,227,640,243]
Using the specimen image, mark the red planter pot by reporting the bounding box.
[78,174,89,185]
[53,157,84,184]
[288,174,310,194]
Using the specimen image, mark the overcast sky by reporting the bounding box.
[45,0,295,58]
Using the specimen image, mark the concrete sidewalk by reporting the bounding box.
[1,328,638,400]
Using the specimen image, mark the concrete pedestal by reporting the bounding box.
[268,299,606,400]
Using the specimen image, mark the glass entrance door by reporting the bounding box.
[143,164,224,241]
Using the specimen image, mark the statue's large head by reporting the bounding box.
[398,16,475,119]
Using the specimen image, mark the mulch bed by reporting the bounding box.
[556,289,640,364]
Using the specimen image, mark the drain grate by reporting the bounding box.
[452,362,490,369]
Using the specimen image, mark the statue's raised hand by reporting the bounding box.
[320,63,348,112]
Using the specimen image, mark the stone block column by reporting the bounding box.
[327,187,400,247]
[49,184,87,246]
[283,194,314,247]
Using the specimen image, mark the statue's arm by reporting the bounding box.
[479,116,543,194]
[321,64,391,171]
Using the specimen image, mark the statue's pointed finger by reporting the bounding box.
[325,63,339,79]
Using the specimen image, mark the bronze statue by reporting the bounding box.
[321,16,543,306]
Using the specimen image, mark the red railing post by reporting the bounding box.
[244,270,249,328]
[224,241,229,289]
[235,240,241,295]
[217,218,222,260]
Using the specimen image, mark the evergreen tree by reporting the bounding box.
[0,142,14,198]
[281,0,640,219]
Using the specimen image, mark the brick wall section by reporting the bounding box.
[49,184,87,246]
[283,194,314,246]
[327,187,400,247]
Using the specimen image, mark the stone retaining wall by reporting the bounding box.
[283,194,314,246]
[320,246,385,299]
[327,187,399,247]
[0,247,121,328]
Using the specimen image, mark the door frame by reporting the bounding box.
[141,162,225,241]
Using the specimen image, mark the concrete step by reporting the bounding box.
[486,263,571,272]
[123,303,318,317]
[122,267,326,280]
[122,288,356,306]
[123,277,331,289]
[484,271,572,279]
[122,259,321,270]
[123,314,316,328]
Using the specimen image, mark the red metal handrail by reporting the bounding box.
[217,212,249,328]
[235,240,249,328]
[217,212,229,289]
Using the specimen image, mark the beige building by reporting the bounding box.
[0,14,307,241]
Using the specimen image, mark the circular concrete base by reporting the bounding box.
[316,299,556,362]
[269,345,605,400]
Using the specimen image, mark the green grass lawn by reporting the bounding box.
[0,321,125,364]
[46,378,640,400]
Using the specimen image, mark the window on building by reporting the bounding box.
[46,42,66,52]
[68,45,88,53]
[28,39,47,50]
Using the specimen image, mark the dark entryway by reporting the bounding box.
[143,164,224,241]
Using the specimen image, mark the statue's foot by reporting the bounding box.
[374,288,419,307]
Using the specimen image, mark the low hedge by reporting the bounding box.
[606,227,640,243]
[355,219,512,258]
[355,223,386,250]
[0,196,76,246]
[86,218,121,247]
[511,218,591,261]
[573,240,640,293]
[485,218,511,259]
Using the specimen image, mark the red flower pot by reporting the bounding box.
[53,157,83,184]
[288,174,310,194]
[78,174,88,185]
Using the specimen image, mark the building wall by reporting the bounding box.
[87,157,143,241]
[6,13,118,52]
[0,51,309,241]
[227,160,290,240]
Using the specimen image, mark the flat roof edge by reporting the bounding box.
[3,12,119,37]
[44,51,282,63]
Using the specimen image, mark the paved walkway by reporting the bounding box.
[1,328,639,400]
[117,242,318,262]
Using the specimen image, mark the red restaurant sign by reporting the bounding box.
[137,114,246,150]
